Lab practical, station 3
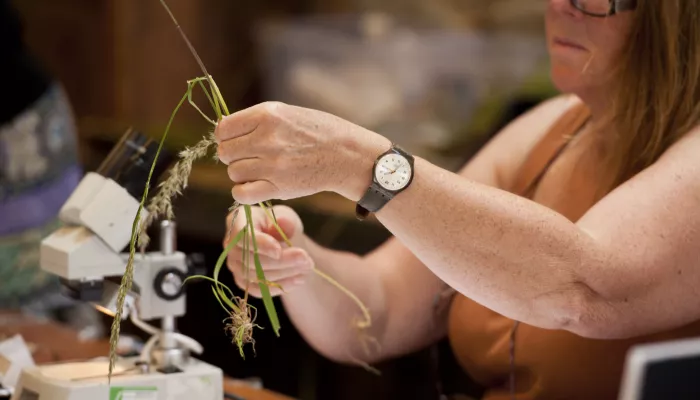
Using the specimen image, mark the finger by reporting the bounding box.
[227,158,269,184]
[227,246,311,277]
[226,247,279,272]
[238,262,311,282]
[243,231,283,259]
[234,274,306,298]
[232,180,278,205]
[214,105,262,143]
[262,213,298,242]
[256,275,307,297]
[224,230,282,260]
[216,133,260,165]
[224,207,286,260]
[258,205,303,242]
[238,246,313,271]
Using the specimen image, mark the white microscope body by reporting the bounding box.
[9,130,224,400]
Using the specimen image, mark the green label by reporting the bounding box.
[109,386,158,400]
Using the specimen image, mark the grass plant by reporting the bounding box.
[106,0,375,382]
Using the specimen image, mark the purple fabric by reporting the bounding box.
[0,165,81,235]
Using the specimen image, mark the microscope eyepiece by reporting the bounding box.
[96,128,174,199]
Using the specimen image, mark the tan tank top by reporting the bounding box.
[446,103,700,400]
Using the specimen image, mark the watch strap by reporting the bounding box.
[392,144,412,160]
[356,185,393,220]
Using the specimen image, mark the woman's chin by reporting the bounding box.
[549,66,590,94]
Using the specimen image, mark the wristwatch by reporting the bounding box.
[355,143,415,220]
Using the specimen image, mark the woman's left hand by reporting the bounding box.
[214,101,390,204]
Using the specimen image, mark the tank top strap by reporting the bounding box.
[509,101,591,199]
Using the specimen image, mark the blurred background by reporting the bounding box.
[2,0,557,398]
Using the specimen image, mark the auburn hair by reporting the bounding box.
[603,0,700,193]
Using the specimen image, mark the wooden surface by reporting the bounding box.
[223,379,296,400]
[0,312,109,364]
[0,311,294,400]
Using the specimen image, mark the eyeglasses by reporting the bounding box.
[570,0,637,17]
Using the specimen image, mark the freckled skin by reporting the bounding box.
[215,1,700,363]
[217,102,388,203]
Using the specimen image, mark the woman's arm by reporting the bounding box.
[280,235,450,364]
[371,128,700,339]
[214,97,700,339]
[275,96,575,363]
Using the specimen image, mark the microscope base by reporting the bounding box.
[10,356,223,400]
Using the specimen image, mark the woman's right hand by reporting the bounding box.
[224,205,314,297]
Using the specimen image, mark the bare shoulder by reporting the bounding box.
[629,122,700,187]
[573,123,700,338]
[459,94,581,189]
[658,123,700,164]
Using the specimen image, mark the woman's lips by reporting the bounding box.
[552,37,588,51]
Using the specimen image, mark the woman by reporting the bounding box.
[215,0,700,398]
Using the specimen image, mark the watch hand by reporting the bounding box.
[383,167,397,175]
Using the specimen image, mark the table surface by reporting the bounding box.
[0,311,294,400]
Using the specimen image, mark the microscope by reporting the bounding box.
[9,129,224,400]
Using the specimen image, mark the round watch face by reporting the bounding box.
[375,153,412,191]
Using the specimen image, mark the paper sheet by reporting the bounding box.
[0,334,36,389]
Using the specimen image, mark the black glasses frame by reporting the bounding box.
[570,0,637,17]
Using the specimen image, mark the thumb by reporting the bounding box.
[261,205,302,242]
[264,217,297,242]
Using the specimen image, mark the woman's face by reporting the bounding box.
[545,0,635,95]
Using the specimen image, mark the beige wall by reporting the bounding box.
[316,0,548,33]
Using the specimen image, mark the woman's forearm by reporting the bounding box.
[280,235,389,364]
[368,157,607,330]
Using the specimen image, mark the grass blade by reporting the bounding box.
[187,85,216,125]
[196,80,221,121]
[245,205,280,336]
[214,227,246,284]
[184,274,235,302]
[211,285,230,313]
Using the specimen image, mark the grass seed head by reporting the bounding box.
[137,135,217,250]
